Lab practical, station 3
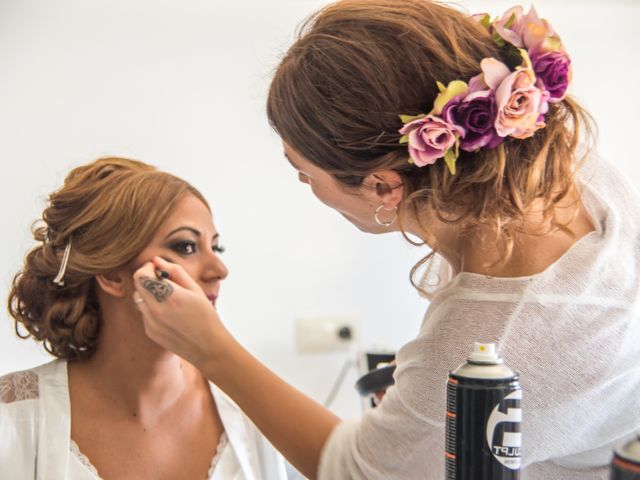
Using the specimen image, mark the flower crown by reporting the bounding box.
[398,5,571,175]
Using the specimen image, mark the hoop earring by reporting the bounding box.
[374,205,398,227]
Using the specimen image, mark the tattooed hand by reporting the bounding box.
[133,257,229,370]
[140,276,174,302]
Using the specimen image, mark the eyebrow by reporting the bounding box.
[283,151,297,169]
[165,227,220,241]
[283,151,313,178]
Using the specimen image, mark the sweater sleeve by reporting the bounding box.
[318,308,456,480]
[318,387,445,480]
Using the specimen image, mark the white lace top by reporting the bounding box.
[0,369,39,403]
[0,361,288,480]
[319,156,640,479]
[0,371,235,479]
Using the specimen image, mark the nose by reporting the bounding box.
[201,248,229,283]
[298,172,310,184]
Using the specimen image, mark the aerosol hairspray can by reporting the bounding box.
[445,342,522,480]
[611,435,640,479]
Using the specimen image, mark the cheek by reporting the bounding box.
[310,184,332,205]
[169,258,198,279]
[158,257,201,285]
[136,252,197,280]
[309,181,348,210]
[119,274,137,298]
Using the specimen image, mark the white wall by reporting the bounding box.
[1,0,638,419]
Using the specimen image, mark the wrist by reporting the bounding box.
[196,322,241,383]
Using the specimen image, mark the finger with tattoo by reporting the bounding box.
[140,276,174,302]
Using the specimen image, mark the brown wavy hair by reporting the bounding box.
[7,157,209,360]
[267,0,594,286]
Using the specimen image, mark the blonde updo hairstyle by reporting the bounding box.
[267,0,594,284]
[8,157,209,360]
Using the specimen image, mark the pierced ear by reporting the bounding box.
[95,271,128,298]
[367,170,404,208]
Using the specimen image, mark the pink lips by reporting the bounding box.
[207,294,218,307]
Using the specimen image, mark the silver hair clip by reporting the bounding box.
[52,239,72,287]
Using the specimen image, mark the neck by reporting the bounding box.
[401,189,592,277]
[401,206,465,273]
[70,296,205,422]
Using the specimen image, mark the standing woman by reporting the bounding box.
[132,1,640,479]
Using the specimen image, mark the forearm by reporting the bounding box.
[202,333,341,480]
[134,257,341,477]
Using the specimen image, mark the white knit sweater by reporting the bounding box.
[320,156,640,480]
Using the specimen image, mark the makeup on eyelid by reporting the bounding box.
[164,239,225,256]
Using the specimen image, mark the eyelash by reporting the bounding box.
[169,240,225,256]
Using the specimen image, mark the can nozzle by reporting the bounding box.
[468,342,503,364]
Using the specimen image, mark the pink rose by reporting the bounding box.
[492,6,564,54]
[399,115,462,167]
[468,73,487,94]
[519,7,563,53]
[481,58,549,139]
[493,6,526,48]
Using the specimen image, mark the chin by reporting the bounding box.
[343,215,369,233]
[371,226,396,235]
[340,212,395,235]
[348,218,384,234]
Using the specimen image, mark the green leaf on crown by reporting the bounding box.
[444,148,457,176]
[399,114,425,124]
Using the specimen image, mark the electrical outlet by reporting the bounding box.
[295,316,357,353]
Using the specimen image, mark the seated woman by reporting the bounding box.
[0,157,288,479]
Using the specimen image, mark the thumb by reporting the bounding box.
[152,256,202,294]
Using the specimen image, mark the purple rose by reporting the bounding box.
[442,90,503,152]
[531,51,571,102]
